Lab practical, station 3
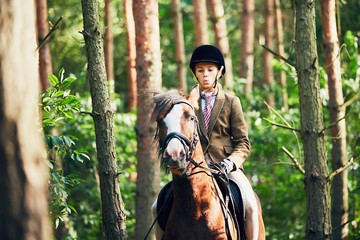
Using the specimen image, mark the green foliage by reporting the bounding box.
[341,31,360,238]
[57,93,140,239]
[241,91,306,239]
[42,68,80,128]
[41,69,89,239]
[241,29,360,239]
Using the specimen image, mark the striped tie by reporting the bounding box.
[203,95,212,131]
[201,89,217,131]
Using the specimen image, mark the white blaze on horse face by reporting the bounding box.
[163,105,185,160]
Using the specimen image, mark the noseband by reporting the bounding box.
[160,100,199,165]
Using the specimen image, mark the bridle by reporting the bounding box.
[159,100,201,170]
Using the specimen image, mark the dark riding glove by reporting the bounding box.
[214,158,237,174]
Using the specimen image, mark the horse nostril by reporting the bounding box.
[163,149,170,158]
[179,147,185,156]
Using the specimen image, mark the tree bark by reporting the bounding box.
[124,0,137,112]
[295,0,331,239]
[274,0,288,110]
[264,0,275,106]
[240,0,255,98]
[36,0,53,91]
[320,0,348,239]
[81,0,127,239]
[171,0,187,93]
[133,0,162,239]
[104,0,115,96]
[208,0,234,90]
[0,0,52,239]
[193,0,209,46]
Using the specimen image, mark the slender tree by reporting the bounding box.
[124,0,137,112]
[240,0,255,98]
[0,0,52,239]
[320,0,348,239]
[104,0,115,95]
[208,0,234,90]
[264,0,275,106]
[274,0,288,110]
[133,0,162,238]
[295,0,331,239]
[193,0,209,45]
[36,0,53,91]
[81,0,127,239]
[171,0,187,93]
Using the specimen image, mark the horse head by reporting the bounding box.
[151,87,202,175]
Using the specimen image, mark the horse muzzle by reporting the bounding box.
[162,155,188,172]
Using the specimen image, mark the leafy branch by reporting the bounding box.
[40,68,89,229]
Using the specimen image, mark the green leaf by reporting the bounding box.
[51,136,64,146]
[62,136,74,147]
[43,118,54,124]
[63,89,71,97]
[54,91,65,97]
[42,97,51,103]
[75,154,84,163]
[60,77,76,90]
[79,153,90,161]
[48,74,59,87]
[44,106,51,112]
[63,110,74,119]
[58,68,65,83]
[61,95,78,105]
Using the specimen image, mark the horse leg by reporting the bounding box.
[151,198,164,240]
[229,170,259,240]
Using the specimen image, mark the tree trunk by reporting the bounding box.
[133,0,162,239]
[193,0,209,46]
[0,0,52,239]
[263,0,275,106]
[81,0,127,239]
[240,0,255,98]
[208,0,234,90]
[36,0,53,91]
[320,0,348,239]
[171,0,187,93]
[274,0,288,110]
[295,0,331,239]
[124,0,137,112]
[104,0,115,96]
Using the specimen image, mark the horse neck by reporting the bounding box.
[171,142,216,205]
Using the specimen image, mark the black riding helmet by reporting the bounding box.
[189,44,226,77]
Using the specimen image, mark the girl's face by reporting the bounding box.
[194,62,220,92]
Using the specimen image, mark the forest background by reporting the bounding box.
[1,0,359,239]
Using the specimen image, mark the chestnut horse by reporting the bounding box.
[150,89,265,240]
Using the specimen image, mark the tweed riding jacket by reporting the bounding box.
[194,84,251,169]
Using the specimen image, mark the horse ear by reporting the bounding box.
[186,85,200,110]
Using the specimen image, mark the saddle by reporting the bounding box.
[156,175,246,239]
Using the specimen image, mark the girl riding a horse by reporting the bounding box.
[151,45,265,240]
